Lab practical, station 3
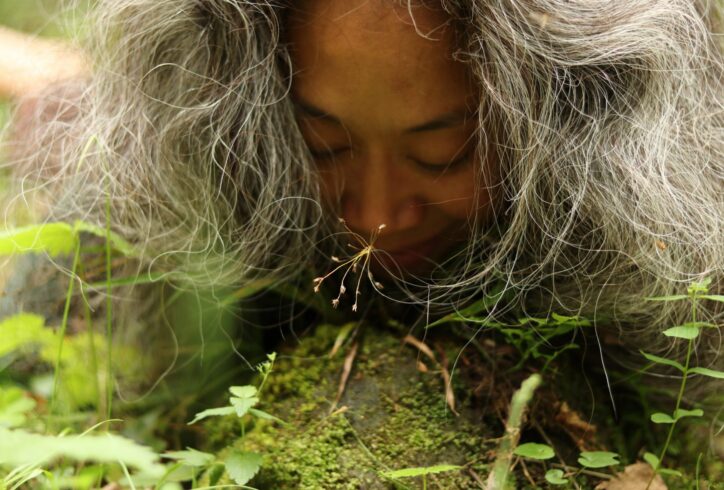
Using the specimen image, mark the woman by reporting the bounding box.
[10,0,721,348]
[1,0,721,484]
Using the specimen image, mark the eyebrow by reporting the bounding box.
[293,98,473,134]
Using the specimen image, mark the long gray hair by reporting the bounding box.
[9,0,724,363]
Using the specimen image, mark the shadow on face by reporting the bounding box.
[287,0,499,273]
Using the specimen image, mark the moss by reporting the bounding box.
[206,324,498,488]
[198,323,722,488]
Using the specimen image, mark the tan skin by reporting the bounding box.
[288,0,499,273]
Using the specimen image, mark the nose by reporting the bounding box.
[340,152,423,235]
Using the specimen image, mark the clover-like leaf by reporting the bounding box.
[229,385,257,399]
[513,443,555,460]
[578,451,620,469]
[230,396,259,418]
[545,469,568,485]
[224,451,262,486]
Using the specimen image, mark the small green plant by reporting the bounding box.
[180,353,283,488]
[641,278,723,487]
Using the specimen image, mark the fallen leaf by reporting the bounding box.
[330,342,358,413]
[555,402,598,451]
[595,463,667,490]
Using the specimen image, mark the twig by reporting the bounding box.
[330,342,359,413]
[485,373,543,490]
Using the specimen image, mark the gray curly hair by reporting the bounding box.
[9,0,724,363]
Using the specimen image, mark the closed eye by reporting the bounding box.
[411,148,474,174]
[308,146,351,160]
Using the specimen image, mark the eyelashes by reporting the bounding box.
[306,146,474,174]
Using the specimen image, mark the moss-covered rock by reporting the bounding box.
[210,324,500,489]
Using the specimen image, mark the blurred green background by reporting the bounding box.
[0,0,68,36]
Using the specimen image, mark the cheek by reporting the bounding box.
[435,157,500,223]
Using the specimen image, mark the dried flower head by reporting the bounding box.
[312,219,386,311]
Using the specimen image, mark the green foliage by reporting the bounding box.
[545,469,569,485]
[224,451,263,486]
[0,221,136,258]
[0,387,36,428]
[642,277,722,485]
[513,442,555,460]
[381,464,462,479]
[162,449,215,468]
[577,451,620,469]
[0,427,164,477]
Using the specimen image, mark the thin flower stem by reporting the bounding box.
[646,295,698,490]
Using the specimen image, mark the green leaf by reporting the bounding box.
[700,295,724,303]
[162,448,215,467]
[0,427,163,476]
[224,451,262,486]
[673,408,704,420]
[513,443,555,460]
[188,406,236,425]
[578,451,620,469]
[662,326,700,340]
[0,314,54,358]
[0,387,36,428]
[645,295,689,302]
[426,286,505,328]
[688,367,724,379]
[381,464,462,479]
[659,468,683,477]
[230,397,259,418]
[545,469,568,485]
[688,278,712,291]
[72,220,137,257]
[650,412,675,424]
[0,223,77,256]
[640,351,685,372]
[643,452,659,468]
[248,408,286,425]
[229,386,257,399]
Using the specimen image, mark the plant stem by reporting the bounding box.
[48,238,81,429]
[105,181,114,420]
[485,373,543,490]
[646,296,698,490]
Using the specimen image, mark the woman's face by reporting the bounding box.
[289,0,498,272]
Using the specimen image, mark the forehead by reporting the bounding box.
[287,0,476,132]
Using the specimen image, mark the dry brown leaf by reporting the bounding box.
[555,401,598,450]
[416,360,429,373]
[330,342,358,413]
[402,335,436,361]
[595,463,667,490]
